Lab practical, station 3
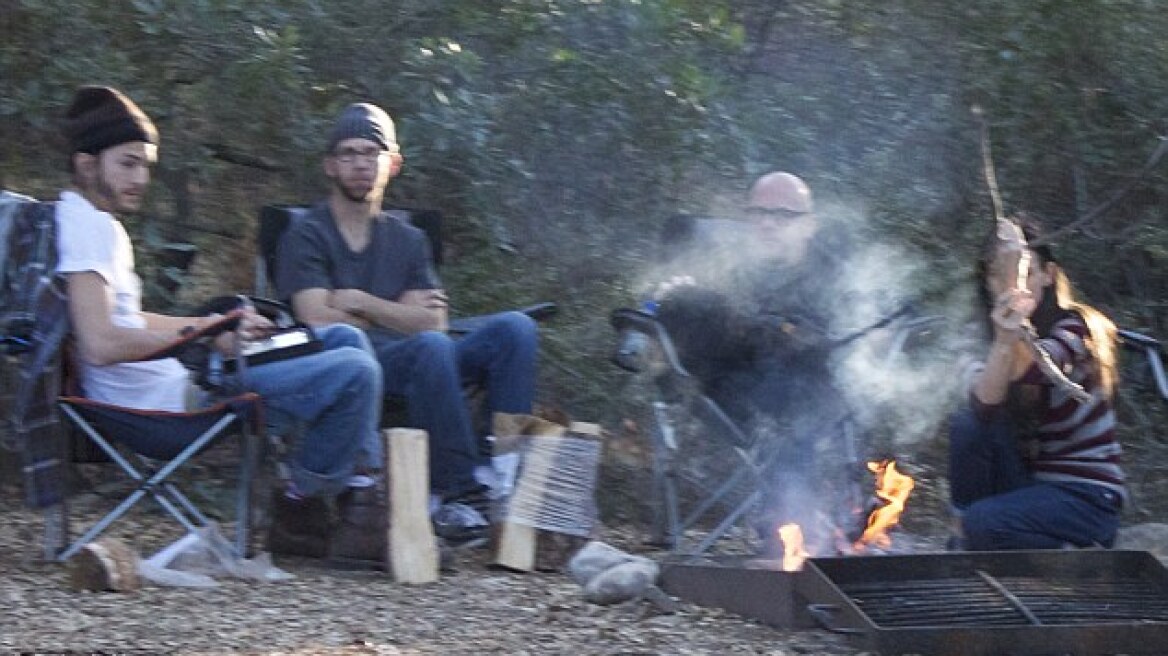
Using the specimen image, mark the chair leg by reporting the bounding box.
[679,461,754,533]
[648,401,679,547]
[684,489,762,558]
[42,502,69,561]
[233,424,260,558]
[56,406,239,561]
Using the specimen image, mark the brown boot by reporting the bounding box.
[266,489,330,558]
[329,485,387,570]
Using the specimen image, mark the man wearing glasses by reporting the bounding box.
[276,104,538,562]
[654,170,841,427]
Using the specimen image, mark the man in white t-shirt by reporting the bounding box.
[56,86,385,563]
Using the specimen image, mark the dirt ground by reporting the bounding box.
[3,426,1167,656]
[0,448,933,656]
[1,496,872,656]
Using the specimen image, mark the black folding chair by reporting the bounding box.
[1,192,264,561]
[1119,328,1167,402]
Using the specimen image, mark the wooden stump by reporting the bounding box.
[68,537,140,592]
[385,428,439,584]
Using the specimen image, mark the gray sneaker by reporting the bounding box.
[432,501,489,547]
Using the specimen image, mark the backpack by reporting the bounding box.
[1,190,61,355]
[1,191,72,509]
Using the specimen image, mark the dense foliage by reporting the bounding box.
[2,0,1164,445]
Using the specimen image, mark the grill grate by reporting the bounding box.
[662,551,1168,656]
[799,550,1168,655]
[842,574,1168,628]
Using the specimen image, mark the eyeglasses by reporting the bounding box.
[744,207,810,222]
[332,144,399,164]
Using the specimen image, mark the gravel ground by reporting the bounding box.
[0,476,877,656]
[5,443,1165,656]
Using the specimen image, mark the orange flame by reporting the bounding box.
[778,523,809,572]
[854,459,915,550]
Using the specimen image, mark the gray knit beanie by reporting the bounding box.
[327,103,395,152]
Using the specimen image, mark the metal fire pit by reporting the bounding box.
[662,550,1168,656]
[660,556,816,629]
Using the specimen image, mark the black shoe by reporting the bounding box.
[329,485,388,570]
[267,489,330,558]
[432,486,491,547]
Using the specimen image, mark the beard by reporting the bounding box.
[333,177,377,203]
[94,170,141,214]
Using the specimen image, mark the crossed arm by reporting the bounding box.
[291,287,449,334]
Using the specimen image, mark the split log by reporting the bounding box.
[385,428,438,584]
[492,417,603,573]
[68,537,140,592]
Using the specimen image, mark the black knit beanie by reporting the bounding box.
[327,103,395,152]
[62,86,158,155]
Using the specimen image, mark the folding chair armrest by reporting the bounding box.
[518,301,558,322]
[1119,328,1163,352]
[1119,328,1168,401]
[141,309,243,361]
[610,307,691,378]
[448,301,557,335]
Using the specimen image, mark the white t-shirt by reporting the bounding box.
[55,190,190,411]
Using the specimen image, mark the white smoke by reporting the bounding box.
[622,196,980,554]
[821,204,974,451]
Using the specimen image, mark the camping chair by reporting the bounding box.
[1,195,264,561]
[610,214,945,557]
[53,311,263,561]
[611,304,941,556]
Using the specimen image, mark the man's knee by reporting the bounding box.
[317,322,374,352]
[493,311,538,345]
[413,330,457,358]
[330,346,381,389]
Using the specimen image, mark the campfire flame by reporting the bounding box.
[854,459,914,551]
[778,523,809,572]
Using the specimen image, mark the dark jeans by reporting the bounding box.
[948,406,1121,550]
[372,311,538,498]
[240,324,382,497]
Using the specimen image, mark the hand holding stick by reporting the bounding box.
[973,105,1091,404]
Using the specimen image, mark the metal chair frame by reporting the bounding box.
[613,302,945,558]
[55,395,260,561]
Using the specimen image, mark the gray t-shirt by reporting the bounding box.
[276,202,441,341]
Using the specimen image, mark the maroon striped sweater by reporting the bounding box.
[974,314,1126,499]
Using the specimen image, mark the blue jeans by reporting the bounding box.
[237,324,382,497]
[948,405,1121,550]
[371,311,537,498]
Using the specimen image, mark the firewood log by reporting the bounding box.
[68,537,140,592]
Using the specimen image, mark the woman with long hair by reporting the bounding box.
[948,216,1125,550]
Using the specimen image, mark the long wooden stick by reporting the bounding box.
[971,104,1006,222]
[971,106,1092,405]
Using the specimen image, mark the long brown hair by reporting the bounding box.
[977,217,1120,399]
